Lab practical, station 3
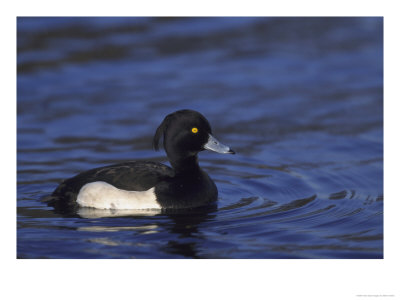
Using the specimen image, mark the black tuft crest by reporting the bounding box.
[153,114,172,151]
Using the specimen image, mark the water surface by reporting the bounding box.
[17,17,383,258]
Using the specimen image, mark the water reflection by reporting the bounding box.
[78,225,159,233]
[78,206,217,258]
[162,208,217,258]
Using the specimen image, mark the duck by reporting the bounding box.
[45,109,235,212]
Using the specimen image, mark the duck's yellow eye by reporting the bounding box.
[191,127,198,133]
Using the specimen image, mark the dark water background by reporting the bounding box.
[17,17,383,258]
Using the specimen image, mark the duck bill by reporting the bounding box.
[204,134,235,154]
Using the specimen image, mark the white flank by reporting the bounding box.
[77,208,160,219]
[76,181,161,210]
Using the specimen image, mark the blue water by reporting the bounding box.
[17,17,383,258]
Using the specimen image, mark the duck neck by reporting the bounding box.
[169,154,201,175]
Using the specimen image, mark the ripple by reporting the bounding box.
[219,196,261,211]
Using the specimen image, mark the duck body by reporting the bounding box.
[46,110,234,212]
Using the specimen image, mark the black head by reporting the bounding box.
[153,110,234,163]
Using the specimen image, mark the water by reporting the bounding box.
[17,17,383,259]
